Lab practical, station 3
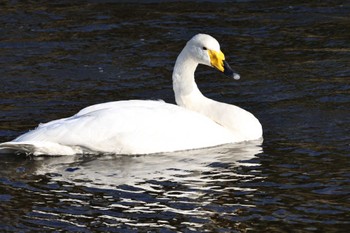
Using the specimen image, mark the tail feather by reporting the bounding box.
[0,141,80,156]
[0,142,36,155]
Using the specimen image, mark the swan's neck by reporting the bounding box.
[172,47,207,110]
[172,46,263,141]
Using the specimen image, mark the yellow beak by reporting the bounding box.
[208,49,240,80]
[208,50,225,72]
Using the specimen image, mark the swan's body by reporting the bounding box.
[0,34,262,156]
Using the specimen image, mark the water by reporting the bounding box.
[0,1,349,232]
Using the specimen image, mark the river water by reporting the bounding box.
[0,1,349,232]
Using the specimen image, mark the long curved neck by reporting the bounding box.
[172,47,207,110]
[172,46,262,140]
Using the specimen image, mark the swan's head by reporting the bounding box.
[187,34,240,80]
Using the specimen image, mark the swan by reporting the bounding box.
[0,34,262,156]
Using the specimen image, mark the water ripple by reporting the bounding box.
[1,1,349,232]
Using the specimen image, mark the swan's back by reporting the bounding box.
[1,100,234,155]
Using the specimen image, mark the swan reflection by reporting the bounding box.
[32,141,263,191]
[0,141,263,230]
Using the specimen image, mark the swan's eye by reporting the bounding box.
[202,47,207,50]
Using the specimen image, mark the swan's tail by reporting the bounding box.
[0,141,79,156]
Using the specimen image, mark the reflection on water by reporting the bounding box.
[1,0,349,232]
[33,142,262,189]
[1,142,263,231]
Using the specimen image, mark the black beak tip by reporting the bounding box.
[223,60,240,80]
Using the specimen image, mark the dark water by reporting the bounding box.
[0,1,349,232]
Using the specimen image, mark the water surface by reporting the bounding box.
[0,1,349,232]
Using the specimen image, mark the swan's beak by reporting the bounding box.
[208,50,240,80]
[223,60,240,80]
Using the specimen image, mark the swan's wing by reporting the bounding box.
[4,100,233,155]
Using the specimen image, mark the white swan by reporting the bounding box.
[0,34,262,156]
